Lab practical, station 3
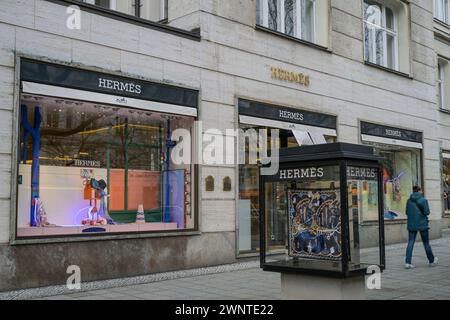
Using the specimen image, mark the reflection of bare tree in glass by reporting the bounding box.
[284,0,294,36]
[40,115,104,165]
[363,3,383,64]
[268,0,278,30]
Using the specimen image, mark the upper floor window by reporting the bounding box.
[438,58,449,110]
[256,0,316,43]
[81,0,168,22]
[435,0,450,24]
[363,0,398,70]
[438,61,445,109]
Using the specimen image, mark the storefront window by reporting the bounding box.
[17,94,194,238]
[363,143,422,221]
[443,154,450,214]
[238,124,336,253]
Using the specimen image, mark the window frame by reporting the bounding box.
[435,0,450,24]
[438,60,446,110]
[82,0,168,21]
[257,0,316,43]
[363,0,399,71]
[442,150,450,217]
[11,57,201,245]
[84,0,117,10]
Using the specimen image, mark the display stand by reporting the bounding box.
[259,143,385,300]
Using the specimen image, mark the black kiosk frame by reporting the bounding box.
[259,143,385,278]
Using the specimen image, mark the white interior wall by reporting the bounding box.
[18,164,107,227]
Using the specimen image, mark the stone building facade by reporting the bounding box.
[0,0,448,291]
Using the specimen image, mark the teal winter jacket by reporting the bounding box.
[405,192,430,231]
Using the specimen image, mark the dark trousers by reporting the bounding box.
[405,230,435,264]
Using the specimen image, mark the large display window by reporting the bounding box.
[16,94,195,238]
[443,152,450,214]
[360,121,423,222]
[237,99,338,254]
[363,144,422,221]
[239,127,336,253]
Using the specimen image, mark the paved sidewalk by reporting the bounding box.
[34,232,450,300]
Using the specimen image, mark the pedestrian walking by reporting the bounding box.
[405,186,438,269]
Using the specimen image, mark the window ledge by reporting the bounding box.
[434,18,450,31]
[439,108,450,115]
[45,0,201,42]
[11,230,202,246]
[364,61,412,79]
[255,25,331,53]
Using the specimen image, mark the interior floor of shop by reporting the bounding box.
[2,230,449,300]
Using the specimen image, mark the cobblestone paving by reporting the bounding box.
[30,231,450,300]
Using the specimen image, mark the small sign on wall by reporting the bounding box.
[205,176,214,192]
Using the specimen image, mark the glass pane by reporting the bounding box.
[370,146,422,221]
[386,33,396,69]
[447,0,450,22]
[256,0,262,25]
[239,165,260,252]
[268,0,279,31]
[438,62,446,109]
[284,0,295,36]
[140,0,166,22]
[238,128,336,254]
[385,7,394,30]
[17,94,194,237]
[364,23,384,65]
[283,166,341,261]
[364,1,382,26]
[347,166,380,267]
[435,0,442,20]
[435,0,446,21]
[95,0,110,8]
[301,0,314,42]
[443,157,450,213]
[266,181,288,251]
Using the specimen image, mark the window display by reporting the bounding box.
[367,145,421,221]
[360,122,423,221]
[443,154,450,214]
[239,130,336,253]
[237,99,338,254]
[17,94,195,238]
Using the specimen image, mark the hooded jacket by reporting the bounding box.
[405,192,430,231]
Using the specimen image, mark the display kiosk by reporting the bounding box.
[259,143,385,299]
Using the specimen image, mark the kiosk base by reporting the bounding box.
[281,273,366,300]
